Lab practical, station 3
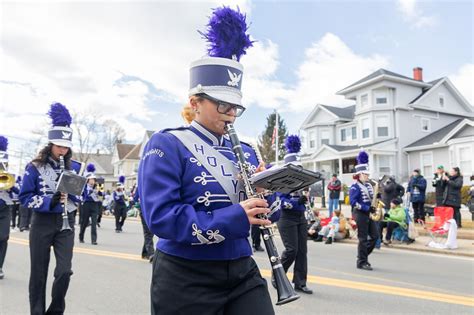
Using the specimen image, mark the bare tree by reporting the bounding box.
[101,119,126,154]
[72,111,103,164]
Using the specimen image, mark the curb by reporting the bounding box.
[340,238,474,258]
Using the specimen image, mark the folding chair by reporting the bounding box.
[419,207,453,245]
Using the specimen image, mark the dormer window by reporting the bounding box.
[360,94,368,107]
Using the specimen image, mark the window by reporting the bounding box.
[360,94,368,107]
[342,157,357,174]
[378,155,391,174]
[351,126,357,140]
[376,116,389,137]
[458,146,472,175]
[341,129,346,142]
[362,118,370,139]
[420,152,433,176]
[439,94,445,107]
[374,90,387,105]
[421,118,431,132]
[309,131,315,149]
[321,130,330,145]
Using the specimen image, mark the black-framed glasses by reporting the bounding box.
[198,94,246,117]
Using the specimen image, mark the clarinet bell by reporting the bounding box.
[61,214,72,231]
[274,269,300,305]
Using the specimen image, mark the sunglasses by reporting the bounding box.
[198,94,246,117]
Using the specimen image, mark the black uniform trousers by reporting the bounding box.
[29,211,75,315]
[151,251,274,315]
[0,203,11,269]
[19,204,32,230]
[79,201,99,243]
[412,202,425,223]
[139,211,154,258]
[355,210,379,267]
[251,224,262,249]
[114,203,127,231]
[277,210,308,287]
[10,202,20,228]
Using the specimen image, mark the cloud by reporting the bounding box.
[240,33,390,113]
[396,0,437,29]
[449,63,474,105]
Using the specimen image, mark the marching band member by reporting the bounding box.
[19,103,84,315]
[10,176,22,230]
[274,135,313,294]
[79,163,101,244]
[113,176,127,233]
[349,151,379,271]
[138,7,275,314]
[0,135,19,279]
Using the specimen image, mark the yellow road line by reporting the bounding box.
[10,237,474,307]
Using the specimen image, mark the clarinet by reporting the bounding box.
[225,123,299,305]
[59,156,72,231]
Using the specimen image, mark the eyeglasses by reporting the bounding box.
[199,94,246,117]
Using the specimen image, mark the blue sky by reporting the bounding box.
[0,0,472,172]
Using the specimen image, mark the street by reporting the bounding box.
[1,216,473,314]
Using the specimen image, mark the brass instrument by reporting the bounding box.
[369,178,385,221]
[225,122,299,306]
[0,171,15,191]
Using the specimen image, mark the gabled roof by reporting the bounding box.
[122,144,140,160]
[320,105,356,120]
[87,153,113,174]
[116,144,136,160]
[404,119,464,149]
[337,68,430,95]
[409,78,444,104]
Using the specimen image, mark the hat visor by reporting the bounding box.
[356,170,370,175]
[50,139,73,148]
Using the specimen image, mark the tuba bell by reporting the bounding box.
[0,171,15,191]
[368,178,385,221]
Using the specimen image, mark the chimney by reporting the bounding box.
[413,67,423,81]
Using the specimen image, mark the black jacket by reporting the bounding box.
[442,175,463,207]
[432,173,447,206]
[381,181,405,210]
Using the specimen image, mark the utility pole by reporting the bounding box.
[275,110,279,165]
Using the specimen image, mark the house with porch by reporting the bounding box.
[300,67,474,187]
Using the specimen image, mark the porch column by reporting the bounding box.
[338,157,343,177]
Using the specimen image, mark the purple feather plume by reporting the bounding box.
[48,103,72,127]
[0,136,8,152]
[357,151,369,164]
[199,6,254,61]
[86,163,96,173]
[285,135,301,154]
[118,175,125,184]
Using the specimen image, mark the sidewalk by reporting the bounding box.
[315,204,474,258]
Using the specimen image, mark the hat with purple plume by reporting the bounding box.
[283,135,302,165]
[355,150,369,174]
[189,6,254,107]
[117,175,125,188]
[47,102,73,148]
[85,163,97,179]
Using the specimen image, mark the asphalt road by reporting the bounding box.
[1,216,473,314]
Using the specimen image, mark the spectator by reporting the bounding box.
[381,176,405,211]
[381,199,408,245]
[408,169,427,223]
[442,167,463,228]
[307,210,321,241]
[468,175,474,221]
[327,173,342,218]
[313,209,347,244]
[432,165,447,206]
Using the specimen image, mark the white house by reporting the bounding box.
[299,67,474,187]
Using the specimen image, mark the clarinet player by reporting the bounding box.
[138,7,277,314]
[19,103,83,315]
